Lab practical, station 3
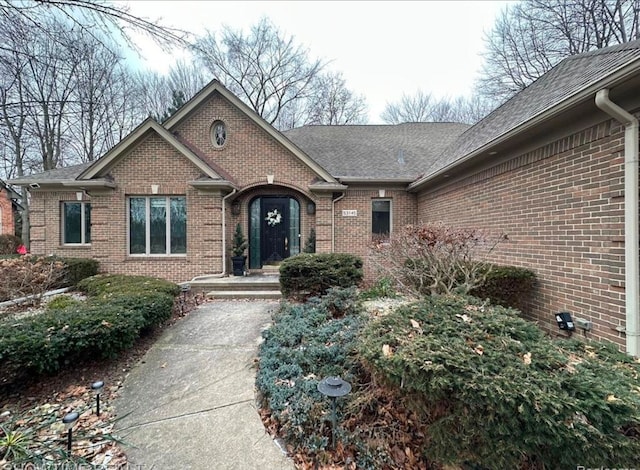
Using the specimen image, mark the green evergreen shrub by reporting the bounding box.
[77,274,179,297]
[45,295,82,311]
[0,235,22,255]
[470,264,536,311]
[0,275,178,384]
[303,228,316,253]
[231,223,247,256]
[53,257,99,287]
[358,295,640,469]
[279,253,363,300]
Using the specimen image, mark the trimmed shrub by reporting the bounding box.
[358,295,640,469]
[470,264,536,311]
[106,292,175,329]
[53,257,99,287]
[0,235,22,255]
[0,275,178,384]
[279,253,363,299]
[45,295,82,311]
[77,274,180,297]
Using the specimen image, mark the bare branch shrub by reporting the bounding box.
[0,256,65,303]
[368,222,506,297]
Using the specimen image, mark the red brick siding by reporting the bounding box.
[417,119,627,347]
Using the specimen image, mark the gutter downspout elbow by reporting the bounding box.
[595,89,640,356]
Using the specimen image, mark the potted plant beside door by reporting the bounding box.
[231,223,248,276]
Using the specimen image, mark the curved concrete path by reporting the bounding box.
[114,301,294,470]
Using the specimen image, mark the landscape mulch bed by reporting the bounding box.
[0,291,203,467]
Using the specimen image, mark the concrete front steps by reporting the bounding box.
[185,273,281,300]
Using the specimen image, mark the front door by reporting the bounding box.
[261,197,289,264]
[249,196,301,268]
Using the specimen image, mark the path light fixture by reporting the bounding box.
[317,376,351,449]
[62,411,79,452]
[91,380,105,415]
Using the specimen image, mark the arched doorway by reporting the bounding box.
[249,196,300,269]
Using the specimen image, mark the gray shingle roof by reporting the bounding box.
[422,39,640,180]
[12,162,91,182]
[284,122,470,180]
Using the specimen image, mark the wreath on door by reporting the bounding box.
[265,208,282,226]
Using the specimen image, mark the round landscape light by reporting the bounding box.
[91,380,104,395]
[317,376,351,398]
[62,412,79,431]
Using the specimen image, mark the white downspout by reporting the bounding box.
[332,192,346,252]
[595,89,640,356]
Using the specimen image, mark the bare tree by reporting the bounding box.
[478,0,640,103]
[303,72,368,126]
[381,90,492,124]
[0,0,189,55]
[193,18,325,127]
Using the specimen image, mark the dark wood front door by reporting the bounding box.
[261,197,289,264]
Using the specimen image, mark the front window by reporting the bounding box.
[372,199,391,238]
[63,202,91,245]
[129,196,186,255]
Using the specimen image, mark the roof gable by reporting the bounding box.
[78,119,223,181]
[163,79,338,184]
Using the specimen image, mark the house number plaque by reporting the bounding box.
[342,210,358,217]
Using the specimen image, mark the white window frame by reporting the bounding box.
[127,196,187,256]
[62,201,91,245]
[371,199,392,239]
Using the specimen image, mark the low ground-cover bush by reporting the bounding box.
[359,295,640,469]
[0,274,178,384]
[279,253,363,300]
[257,288,366,460]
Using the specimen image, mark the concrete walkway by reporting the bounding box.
[114,301,294,470]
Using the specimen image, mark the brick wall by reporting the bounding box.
[30,91,339,282]
[0,188,14,235]
[335,186,417,282]
[417,119,628,347]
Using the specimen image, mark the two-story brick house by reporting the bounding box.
[10,40,640,353]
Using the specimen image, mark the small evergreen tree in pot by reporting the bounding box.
[231,223,248,276]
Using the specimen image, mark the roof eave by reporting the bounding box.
[8,179,116,189]
[338,176,416,184]
[408,56,640,192]
[189,180,237,192]
[308,182,349,192]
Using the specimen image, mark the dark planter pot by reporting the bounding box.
[231,255,246,276]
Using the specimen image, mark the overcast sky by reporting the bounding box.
[123,1,509,123]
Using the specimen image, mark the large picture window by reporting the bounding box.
[372,199,391,237]
[129,196,186,255]
[63,202,91,245]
